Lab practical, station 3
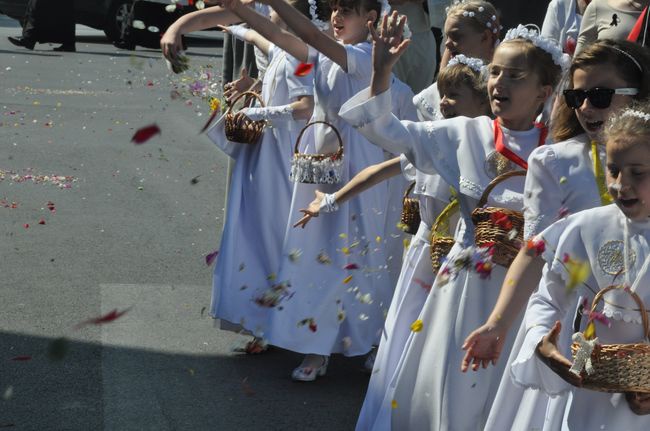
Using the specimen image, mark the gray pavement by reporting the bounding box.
[0,15,368,430]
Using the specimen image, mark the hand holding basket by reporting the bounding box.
[224,91,266,144]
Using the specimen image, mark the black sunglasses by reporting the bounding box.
[563,87,639,109]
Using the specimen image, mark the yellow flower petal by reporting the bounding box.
[343,275,353,284]
[410,319,423,332]
[339,233,348,239]
[583,321,596,340]
[375,236,382,243]
[341,247,350,255]
[391,399,398,409]
[566,258,590,292]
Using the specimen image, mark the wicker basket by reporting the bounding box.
[290,121,344,184]
[224,91,266,144]
[400,182,420,235]
[430,198,459,274]
[471,170,525,267]
[570,285,650,393]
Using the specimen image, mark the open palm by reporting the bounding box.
[369,11,410,74]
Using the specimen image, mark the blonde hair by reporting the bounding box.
[445,1,500,44]
[604,101,650,148]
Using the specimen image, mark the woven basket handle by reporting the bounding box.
[432,198,459,237]
[226,91,265,114]
[294,120,344,156]
[477,170,526,209]
[590,285,650,341]
[402,182,416,204]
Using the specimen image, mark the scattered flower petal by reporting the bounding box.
[75,307,132,328]
[343,275,353,284]
[10,356,32,361]
[317,251,332,264]
[205,250,219,266]
[391,399,398,409]
[565,257,590,292]
[131,124,161,144]
[410,319,423,332]
[294,62,314,76]
[343,263,359,270]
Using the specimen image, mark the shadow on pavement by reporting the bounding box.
[1,332,368,430]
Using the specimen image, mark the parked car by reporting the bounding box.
[0,0,203,49]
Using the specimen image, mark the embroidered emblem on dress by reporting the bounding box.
[484,150,516,178]
[597,240,636,275]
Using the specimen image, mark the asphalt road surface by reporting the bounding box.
[0,16,368,430]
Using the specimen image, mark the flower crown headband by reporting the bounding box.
[445,1,502,34]
[503,24,571,72]
[447,54,487,74]
[621,108,650,122]
[308,0,329,30]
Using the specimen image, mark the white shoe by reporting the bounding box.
[291,356,329,382]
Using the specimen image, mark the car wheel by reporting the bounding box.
[104,0,135,49]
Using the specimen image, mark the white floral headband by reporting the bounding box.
[447,54,486,74]
[308,0,329,30]
[503,24,571,72]
[621,108,650,122]
[446,1,502,34]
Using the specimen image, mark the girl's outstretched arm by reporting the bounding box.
[294,157,401,228]
[220,0,310,62]
[259,0,350,70]
[161,5,244,60]
[461,248,544,372]
[219,24,272,56]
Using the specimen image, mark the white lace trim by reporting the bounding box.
[290,155,343,184]
[602,304,645,325]
[459,176,483,198]
[524,214,545,241]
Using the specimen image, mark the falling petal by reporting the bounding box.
[205,250,219,266]
[288,249,303,262]
[588,311,611,327]
[413,278,432,293]
[559,176,568,184]
[403,238,410,249]
[294,62,314,77]
[165,4,177,12]
[38,219,45,225]
[199,108,220,134]
[342,336,352,350]
[337,309,346,322]
[132,20,145,30]
[131,124,161,144]
[339,233,348,239]
[10,356,32,361]
[359,313,369,321]
[565,257,590,292]
[391,399,398,409]
[584,320,596,340]
[209,97,221,112]
[343,263,359,270]
[190,175,201,185]
[75,307,132,328]
[147,26,160,33]
[2,386,13,401]
[317,251,332,264]
[375,236,382,243]
[341,247,350,255]
[196,0,205,9]
[410,319,423,332]
[343,275,353,284]
[308,320,318,332]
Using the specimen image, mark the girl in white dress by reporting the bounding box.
[339,15,566,430]
[461,39,650,430]
[512,102,650,429]
[219,0,414,380]
[413,0,500,122]
[205,1,317,352]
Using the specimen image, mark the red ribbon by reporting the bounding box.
[493,119,547,170]
[627,6,648,42]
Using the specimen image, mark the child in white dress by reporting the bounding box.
[512,102,650,430]
[204,1,317,352]
[461,39,650,430]
[339,15,565,430]
[413,0,500,121]
[219,0,415,380]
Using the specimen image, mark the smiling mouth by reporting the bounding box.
[492,95,508,103]
[584,120,604,132]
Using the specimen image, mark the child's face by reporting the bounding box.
[487,44,552,130]
[607,137,650,221]
[330,5,374,44]
[444,15,492,61]
[571,65,637,142]
[439,83,488,119]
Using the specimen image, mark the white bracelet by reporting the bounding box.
[320,193,339,213]
[228,24,249,41]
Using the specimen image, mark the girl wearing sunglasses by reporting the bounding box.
[462,39,650,430]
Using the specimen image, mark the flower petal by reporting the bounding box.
[131,124,161,144]
[294,62,314,77]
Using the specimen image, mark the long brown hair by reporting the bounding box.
[552,39,650,143]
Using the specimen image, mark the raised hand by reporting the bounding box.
[461,322,507,372]
[293,190,326,229]
[224,68,256,104]
[369,11,410,76]
[535,321,582,387]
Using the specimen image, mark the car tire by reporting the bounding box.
[104,0,136,49]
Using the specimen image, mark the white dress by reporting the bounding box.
[339,89,548,430]
[541,0,583,54]
[485,134,607,430]
[207,45,312,335]
[356,154,456,431]
[260,42,408,356]
[511,204,650,430]
[412,82,443,122]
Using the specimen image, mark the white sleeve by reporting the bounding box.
[285,53,314,100]
[345,43,373,78]
[541,0,563,42]
[523,146,565,240]
[339,88,461,191]
[400,154,416,182]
